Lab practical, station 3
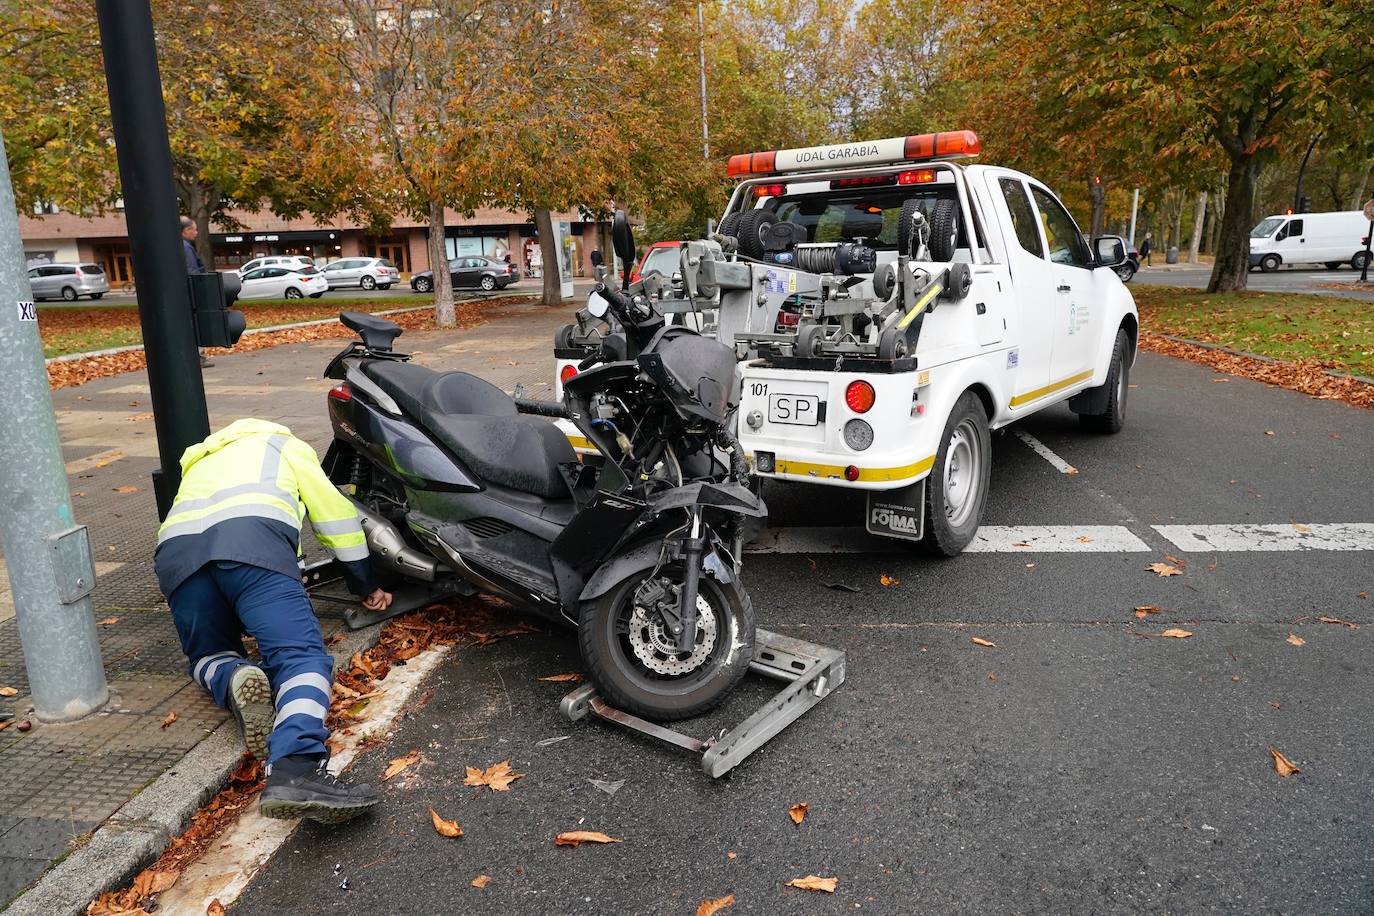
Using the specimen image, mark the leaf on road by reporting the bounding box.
[0,687,16,697]
[1134,605,1162,618]
[384,749,422,781]
[555,830,622,847]
[113,485,139,494]
[879,573,900,587]
[1135,628,1193,639]
[464,759,524,792]
[1147,562,1183,577]
[430,808,463,838]
[1075,535,1094,543]
[697,894,736,915]
[1318,616,1358,630]
[786,875,838,893]
[970,637,997,648]
[1064,467,1080,476]
[1165,555,1188,569]
[1269,746,1300,777]
[1291,522,1312,533]
[538,673,583,682]
[1011,541,1031,548]
[788,802,809,825]
[1264,430,1275,437]
[471,874,491,888]
[131,868,177,898]
[1286,632,1306,646]
[160,711,178,729]
[97,616,121,626]
[207,900,226,915]
[805,557,817,572]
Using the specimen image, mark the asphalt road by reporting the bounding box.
[236,352,1373,915]
[1132,263,1374,301]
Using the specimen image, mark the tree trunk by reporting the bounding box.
[1171,202,1183,255]
[534,208,563,306]
[187,182,216,271]
[1207,156,1259,292]
[427,199,455,327]
[1088,176,1106,238]
[1208,185,1224,255]
[1352,167,1372,209]
[1187,191,1207,264]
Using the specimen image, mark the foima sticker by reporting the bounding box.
[17,301,36,321]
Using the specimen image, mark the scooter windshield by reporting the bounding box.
[638,329,739,425]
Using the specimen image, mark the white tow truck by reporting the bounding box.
[554,130,1138,555]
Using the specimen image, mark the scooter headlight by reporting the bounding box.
[843,418,874,451]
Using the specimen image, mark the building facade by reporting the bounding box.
[18,205,602,286]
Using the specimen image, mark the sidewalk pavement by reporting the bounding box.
[0,296,576,910]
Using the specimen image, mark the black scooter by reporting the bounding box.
[320,214,766,720]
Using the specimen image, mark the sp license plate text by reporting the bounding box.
[768,393,821,426]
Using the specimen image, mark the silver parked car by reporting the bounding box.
[318,257,399,290]
[27,263,111,301]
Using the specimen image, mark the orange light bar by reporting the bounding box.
[905,130,980,160]
[729,131,980,179]
[727,150,777,177]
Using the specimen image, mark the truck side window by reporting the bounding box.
[1030,186,1092,267]
[1285,219,1303,238]
[999,178,1043,258]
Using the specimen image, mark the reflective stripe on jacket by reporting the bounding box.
[154,418,373,596]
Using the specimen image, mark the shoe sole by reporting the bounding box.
[260,794,379,825]
[228,666,273,762]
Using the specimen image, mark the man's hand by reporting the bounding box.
[362,589,393,611]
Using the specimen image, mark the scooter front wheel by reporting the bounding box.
[578,566,754,721]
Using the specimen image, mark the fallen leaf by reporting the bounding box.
[1134,605,1162,618]
[1024,563,1036,568]
[112,485,139,494]
[788,802,809,825]
[1270,701,1282,710]
[1286,633,1305,646]
[1291,523,1312,533]
[207,900,226,916]
[430,808,463,838]
[1064,467,1080,476]
[555,830,622,847]
[0,686,16,697]
[805,557,817,572]
[160,711,178,729]
[464,759,524,792]
[697,894,736,916]
[988,671,998,682]
[1011,541,1031,548]
[726,851,737,859]
[1075,535,1093,543]
[471,875,491,888]
[786,875,838,893]
[538,673,583,683]
[96,616,120,626]
[879,573,900,587]
[1318,616,1358,630]
[1264,430,1275,437]
[1358,592,1369,600]
[1269,746,1300,777]
[1135,628,1193,639]
[1147,562,1183,577]
[970,636,997,648]
[384,749,422,780]
[131,868,177,897]
[1165,555,1187,569]
[0,722,10,731]
[1211,377,1229,383]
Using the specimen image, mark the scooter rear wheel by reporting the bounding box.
[579,566,754,721]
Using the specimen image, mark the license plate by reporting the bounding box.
[768,393,821,426]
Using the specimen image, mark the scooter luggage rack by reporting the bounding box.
[559,628,845,778]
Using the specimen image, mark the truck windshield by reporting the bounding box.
[1251,217,1284,238]
[766,185,963,251]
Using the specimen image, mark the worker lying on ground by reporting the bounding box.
[154,418,391,824]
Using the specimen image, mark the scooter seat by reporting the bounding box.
[364,362,517,418]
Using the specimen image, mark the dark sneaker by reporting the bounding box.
[227,665,273,762]
[260,756,379,824]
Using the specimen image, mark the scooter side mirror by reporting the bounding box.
[586,290,610,319]
[590,250,604,268]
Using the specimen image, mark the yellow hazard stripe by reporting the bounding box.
[769,453,935,483]
[896,283,944,330]
[1010,369,1093,407]
[566,434,597,451]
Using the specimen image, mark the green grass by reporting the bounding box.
[1135,284,1374,377]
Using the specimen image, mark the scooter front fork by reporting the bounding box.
[673,510,706,654]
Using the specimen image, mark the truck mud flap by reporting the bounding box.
[865,479,926,541]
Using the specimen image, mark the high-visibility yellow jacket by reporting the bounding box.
[153,418,375,597]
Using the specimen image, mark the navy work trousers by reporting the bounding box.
[168,560,333,765]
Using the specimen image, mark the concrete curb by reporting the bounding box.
[2,619,386,916]
[1156,334,1374,385]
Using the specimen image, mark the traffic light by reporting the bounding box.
[1298,196,1311,214]
[188,271,246,348]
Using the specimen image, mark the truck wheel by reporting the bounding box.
[1259,253,1280,272]
[735,209,774,260]
[1078,328,1129,434]
[919,391,991,557]
[716,212,741,240]
[578,564,754,721]
[927,198,959,262]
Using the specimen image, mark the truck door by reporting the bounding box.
[1276,217,1305,263]
[1028,183,1102,387]
[984,173,1054,402]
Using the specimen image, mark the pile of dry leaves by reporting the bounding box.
[1140,331,1374,410]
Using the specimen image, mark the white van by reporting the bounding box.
[1249,211,1372,272]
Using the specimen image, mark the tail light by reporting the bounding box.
[753,183,786,197]
[845,380,876,413]
[559,364,578,384]
[833,175,895,188]
[897,169,937,185]
[328,384,352,402]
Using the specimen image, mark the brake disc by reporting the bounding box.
[627,595,716,676]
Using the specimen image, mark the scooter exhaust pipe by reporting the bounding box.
[346,495,440,582]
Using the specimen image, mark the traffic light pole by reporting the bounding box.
[0,127,109,721]
[97,0,209,519]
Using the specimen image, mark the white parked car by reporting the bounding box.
[238,266,328,300]
[237,255,316,276]
[1249,210,1372,272]
[318,257,400,290]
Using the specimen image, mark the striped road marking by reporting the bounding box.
[746,525,1150,555]
[1013,430,1079,475]
[1154,523,1374,552]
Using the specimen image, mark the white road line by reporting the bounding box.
[746,525,1150,554]
[1153,523,1374,552]
[1013,430,1079,475]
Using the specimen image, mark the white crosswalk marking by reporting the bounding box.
[1153,523,1374,552]
[746,525,1149,554]
[1013,430,1079,475]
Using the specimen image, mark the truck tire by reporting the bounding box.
[919,391,991,557]
[1259,253,1281,272]
[927,198,959,262]
[735,209,774,260]
[1078,328,1130,434]
[716,212,741,241]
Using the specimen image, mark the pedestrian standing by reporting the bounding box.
[155,418,391,823]
[1139,232,1154,267]
[181,216,214,369]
